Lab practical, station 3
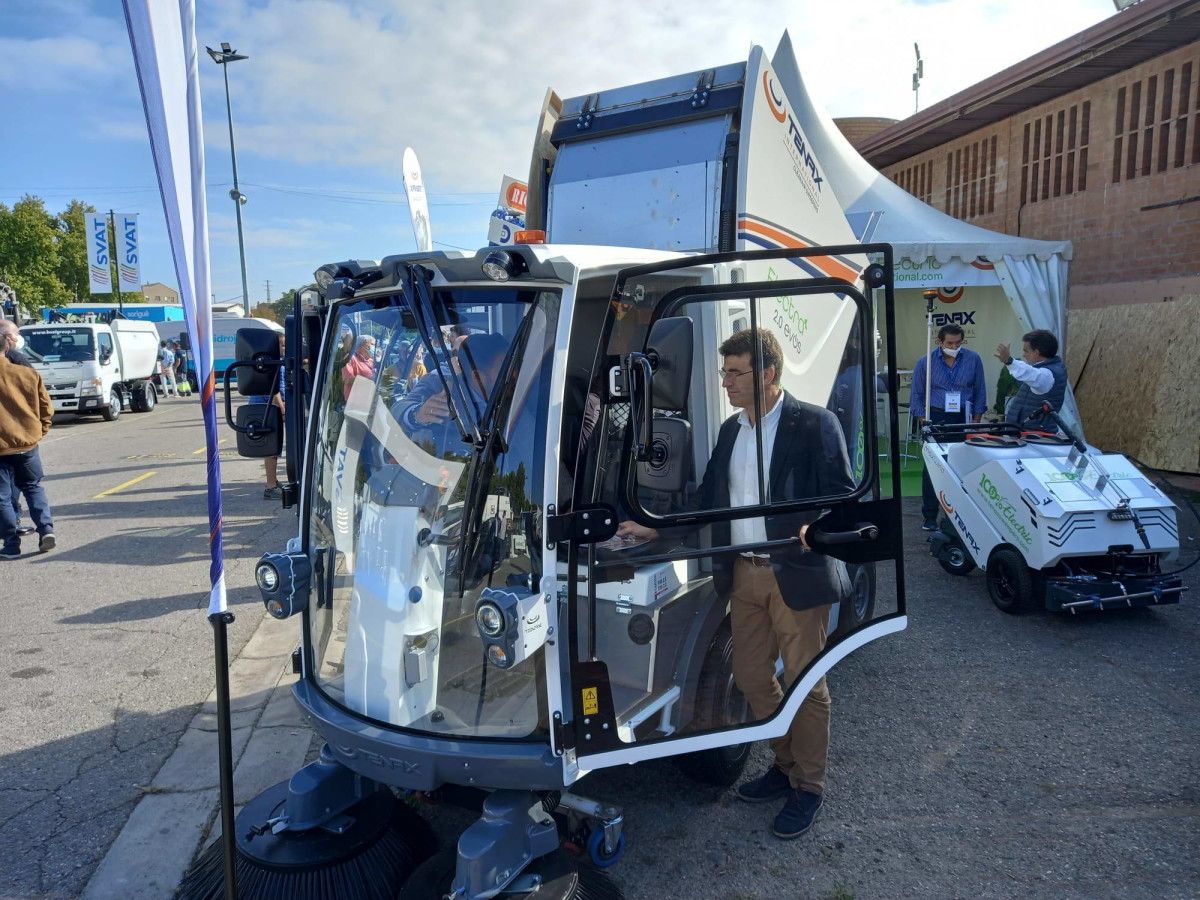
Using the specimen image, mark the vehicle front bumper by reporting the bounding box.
[1044,574,1185,612]
[292,678,565,792]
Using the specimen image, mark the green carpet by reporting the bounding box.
[876,443,925,499]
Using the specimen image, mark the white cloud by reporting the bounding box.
[192,0,1115,192]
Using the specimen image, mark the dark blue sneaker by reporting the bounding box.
[772,789,823,839]
[1,544,20,560]
[735,764,791,803]
[922,519,938,532]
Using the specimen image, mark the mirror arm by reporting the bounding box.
[626,352,655,462]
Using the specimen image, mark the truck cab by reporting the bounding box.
[20,318,161,420]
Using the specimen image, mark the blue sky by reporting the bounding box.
[1,0,1118,305]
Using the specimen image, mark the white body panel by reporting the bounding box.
[924,438,1178,570]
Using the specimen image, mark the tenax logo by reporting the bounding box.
[762,72,823,199]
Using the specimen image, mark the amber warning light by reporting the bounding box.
[514,230,546,244]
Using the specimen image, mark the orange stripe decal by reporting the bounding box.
[738,218,859,283]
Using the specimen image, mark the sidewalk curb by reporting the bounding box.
[80,611,311,900]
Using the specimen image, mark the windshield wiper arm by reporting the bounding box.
[403,264,482,447]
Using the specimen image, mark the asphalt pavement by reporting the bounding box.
[0,395,296,899]
[2,394,1197,899]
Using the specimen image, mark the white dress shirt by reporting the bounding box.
[1006,358,1055,394]
[728,392,784,549]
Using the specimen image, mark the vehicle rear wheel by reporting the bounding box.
[130,382,156,413]
[987,546,1034,614]
[101,390,121,421]
[938,542,976,576]
[834,562,877,637]
[673,622,752,786]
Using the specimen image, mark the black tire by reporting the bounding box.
[673,622,752,786]
[834,562,877,637]
[400,847,617,900]
[130,382,156,413]
[938,542,976,576]
[100,389,121,421]
[987,546,1034,614]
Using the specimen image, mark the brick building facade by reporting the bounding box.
[852,0,1200,472]
[857,1,1200,310]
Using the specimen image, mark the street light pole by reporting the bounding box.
[207,43,251,316]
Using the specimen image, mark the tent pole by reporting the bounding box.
[924,291,934,425]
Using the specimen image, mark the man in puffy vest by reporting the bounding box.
[995,329,1068,425]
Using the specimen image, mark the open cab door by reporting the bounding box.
[557,244,905,777]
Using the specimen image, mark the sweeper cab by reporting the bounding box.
[199,39,912,900]
[923,408,1186,614]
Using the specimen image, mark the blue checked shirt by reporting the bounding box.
[910,346,987,419]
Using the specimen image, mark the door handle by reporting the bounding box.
[809,523,879,549]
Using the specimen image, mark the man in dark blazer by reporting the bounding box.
[618,327,854,840]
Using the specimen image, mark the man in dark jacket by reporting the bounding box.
[995,329,1068,424]
[618,327,854,840]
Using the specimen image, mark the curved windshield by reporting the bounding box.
[306,285,559,740]
[21,327,95,362]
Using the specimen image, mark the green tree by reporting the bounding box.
[252,288,300,324]
[0,195,70,314]
[55,199,96,302]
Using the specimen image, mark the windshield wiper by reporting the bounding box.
[403,264,483,448]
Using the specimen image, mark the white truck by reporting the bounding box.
[20,319,161,420]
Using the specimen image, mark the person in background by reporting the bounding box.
[341,335,377,401]
[910,324,987,531]
[0,322,56,558]
[995,329,1067,424]
[1,320,37,537]
[157,340,178,398]
[407,343,428,385]
[248,334,287,500]
[172,340,191,397]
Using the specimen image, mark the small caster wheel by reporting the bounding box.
[586,827,625,868]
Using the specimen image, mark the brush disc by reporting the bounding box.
[400,847,624,900]
[177,780,435,899]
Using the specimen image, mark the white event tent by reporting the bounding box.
[772,34,1080,427]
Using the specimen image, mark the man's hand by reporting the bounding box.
[994,342,1012,365]
[798,523,810,550]
[415,391,450,425]
[616,521,658,541]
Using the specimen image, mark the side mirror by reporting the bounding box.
[646,316,692,410]
[99,349,113,364]
[234,329,281,396]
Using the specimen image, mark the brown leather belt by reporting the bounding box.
[738,555,772,568]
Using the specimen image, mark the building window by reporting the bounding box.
[890,159,934,205]
[943,135,997,220]
[1114,60,1197,183]
[1022,100,1090,203]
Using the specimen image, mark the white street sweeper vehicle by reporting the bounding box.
[924,409,1186,614]
[197,37,909,900]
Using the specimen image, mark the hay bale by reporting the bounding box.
[1068,295,1200,473]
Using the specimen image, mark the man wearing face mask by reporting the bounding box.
[910,323,987,531]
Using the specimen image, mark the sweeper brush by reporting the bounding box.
[177,779,435,899]
[400,847,625,900]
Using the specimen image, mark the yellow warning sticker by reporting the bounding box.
[582,687,599,715]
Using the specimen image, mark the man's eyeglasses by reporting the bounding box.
[718,367,755,382]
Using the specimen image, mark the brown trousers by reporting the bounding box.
[729,558,831,793]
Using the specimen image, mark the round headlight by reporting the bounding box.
[266,599,285,619]
[481,251,514,282]
[487,644,510,668]
[256,562,279,592]
[476,602,505,637]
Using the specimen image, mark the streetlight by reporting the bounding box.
[207,42,251,316]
